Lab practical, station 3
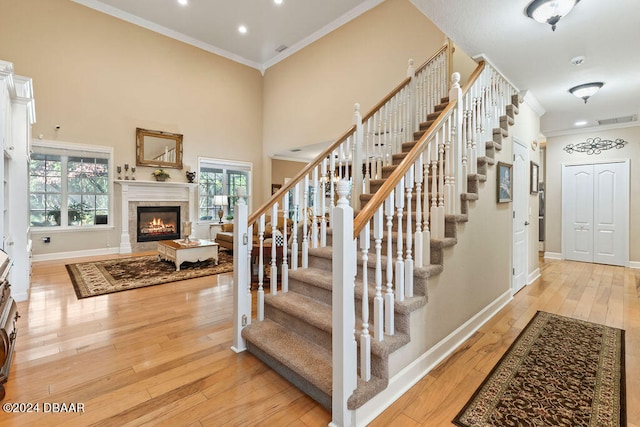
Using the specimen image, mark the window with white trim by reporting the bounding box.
[29,142,112,228]
[198,157,251,222]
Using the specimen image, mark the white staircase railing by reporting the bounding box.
[231,44,450,353]
[231,43,519,426]
[339,60,518,425]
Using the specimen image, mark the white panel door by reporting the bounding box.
[593,162,628,266]
[512,141,528,294]
[562,164,594,263]
[562,161,628,266]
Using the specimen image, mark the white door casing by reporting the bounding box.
[512,140,528,294]
[562,160,629,267]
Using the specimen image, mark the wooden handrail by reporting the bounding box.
[361,77,411,123]
[353,61,486,237]
[248,125,356,225]
[414,44,448,75]
[247,43,457,227]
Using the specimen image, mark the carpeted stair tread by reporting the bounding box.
[348,376,387,410]
[468,173,486,183]
[478,156,495,166]
[265,292,331,333]
[242,319,332,395]
[446,213,469,223]
[461,192,479,201]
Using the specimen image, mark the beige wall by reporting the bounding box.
[262,0,446,199]
[1,0,263,256]
[270,159,305,188]
[545,125,640,262]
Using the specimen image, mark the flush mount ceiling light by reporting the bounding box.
[569,82,604,103]
[238,25,248,34]
[526,0,580,31]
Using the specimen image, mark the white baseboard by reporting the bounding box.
[629,261,640,269]
[544,251,562,260]
[353,289,513,426]
[528,268,541,285]
[32,247,120,262]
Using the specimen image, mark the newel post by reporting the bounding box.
[449,72,466,210]
[331,180,357,427]
[352,103,363,211]
[231,187,251,353]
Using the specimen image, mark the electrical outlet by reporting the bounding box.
[43,236,51,243]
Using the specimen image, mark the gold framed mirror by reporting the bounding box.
[136,128,183,169]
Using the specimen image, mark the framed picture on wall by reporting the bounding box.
[497,162,513,203]
[530,161,539,194]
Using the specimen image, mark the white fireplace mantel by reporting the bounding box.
[116,180,197,253]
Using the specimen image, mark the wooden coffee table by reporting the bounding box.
[157,239,219,271]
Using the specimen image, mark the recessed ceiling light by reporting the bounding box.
[575,120,588,126]
[274,0,283,5]
[177,0,188,5]
[238,25,248,34]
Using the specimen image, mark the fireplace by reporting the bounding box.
[137,206,181,242]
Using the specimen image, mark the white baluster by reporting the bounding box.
[395,179,405,303]
[302,175,309,268]
[257,214,265,321]
[404,167,414,298]
[437,127,446,237]
[373,207,384,342]
[384,191,395,336]
[291,183,300,270]
[312,166,319,248]
[270,203,278,295]
[360,223,371,382]
[430,135,440,240]
[414,154,423,268]
[282,192,289,293]
[321,159,328,247]
[423,150,431,267]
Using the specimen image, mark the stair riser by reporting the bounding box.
[265,303,332,350]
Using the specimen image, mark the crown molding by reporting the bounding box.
[72,0,262,70]
[262,0,385,71]
[74,0,384,73]
[545,121,639,138]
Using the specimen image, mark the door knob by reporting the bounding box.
[524,221,530,226]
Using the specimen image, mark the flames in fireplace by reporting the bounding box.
[137,206,181,242]
[141,217,176,235]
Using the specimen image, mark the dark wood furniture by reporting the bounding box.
[0,249,19,400]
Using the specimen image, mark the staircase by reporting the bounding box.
[231,51,521,425]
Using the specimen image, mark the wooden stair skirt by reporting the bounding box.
[241,95,519,411]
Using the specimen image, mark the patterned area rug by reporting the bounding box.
[454,311,626,427]
[66,251,233,299]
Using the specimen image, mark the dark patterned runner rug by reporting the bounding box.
[66,251,233,299]
[454,311,626,427]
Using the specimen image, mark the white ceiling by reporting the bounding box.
[74,0,640,152]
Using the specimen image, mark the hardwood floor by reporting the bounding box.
[2,255,638,426]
